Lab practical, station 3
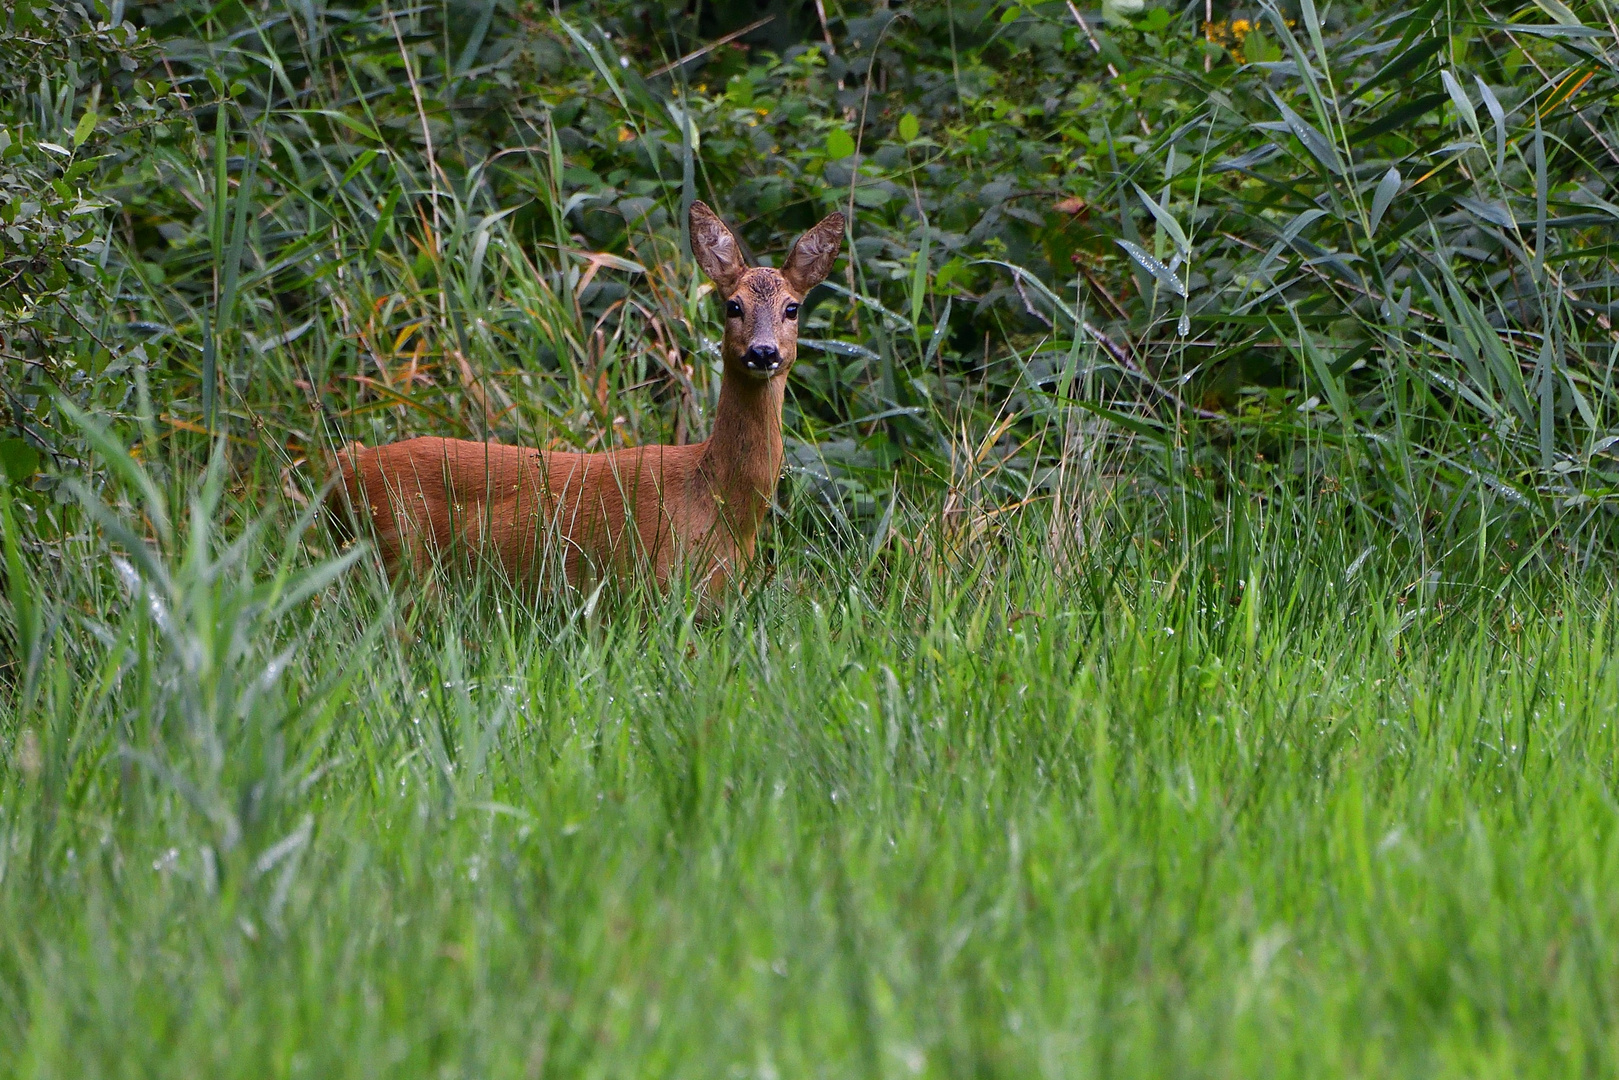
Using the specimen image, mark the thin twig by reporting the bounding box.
[813,0,837,56]
[648,15,776,78]
[1065,0,1118,78]
[847,12,913,226]
[51,293,119,358]
[1063,0,1151,136]
[1012,274,1054,328]
[387,7,443,244]
[1204,0,1213,73]
[1075,261,1131,323]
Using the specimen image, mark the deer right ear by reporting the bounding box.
[781,211,845,295]
[689,201,747,294]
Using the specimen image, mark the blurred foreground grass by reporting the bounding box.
[2,431,1616,1077]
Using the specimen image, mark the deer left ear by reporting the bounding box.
[781,211,845,294]
[690,200,747,294]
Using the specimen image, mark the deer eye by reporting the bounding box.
[784,302,799,320]
[725,299,743,319]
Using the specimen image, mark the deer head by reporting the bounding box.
[690,201,845,381]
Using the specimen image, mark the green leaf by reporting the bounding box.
[556,19,634,117]
[1440,70,1478,134]
[1102,0,1144,26]
[56,398,171,547]
[971,259,1079,323]
[1351,36,1446,102]
[1368,167,1401,237]
[1475,76,1506,172]
[0,481,40,692]
[1074,400,1170,443]
[853,185,890,208]
[1000,5,1021,23]
[1244,24,1282,64]
[1350,94,1449,146]
[337,149,380,189]
[898,113,919,142]
[1270,93,1342,175]
[1456,196,1517,229]
[1531,0,1582,25]
[1253,208,1328,283]
[935,256,969,291]
[1329,339,1376,378]
[72,108,98,148]
[1537,333,1555,470]
[1298,0,1328,63]
[910,221,930,330]
[1132,184,1189,256]
[266,547,365,623]
[925,297,953,364]
[0,438,39,484]
[295,109,382,143]
[867,484,897,566]
[1117,240,1187,298]
[1286,312,1358,427]
[825,129,856,159]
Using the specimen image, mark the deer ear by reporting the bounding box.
[781,211,845,294]
[689,201,746,293]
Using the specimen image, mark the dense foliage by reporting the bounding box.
[4,0,1619,559]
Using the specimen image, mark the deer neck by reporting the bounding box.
[699,370,785,531]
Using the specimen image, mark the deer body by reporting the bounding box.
[331,203,843,602]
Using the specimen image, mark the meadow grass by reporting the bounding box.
[7,0,1619,1073]
[3,436,1617,1078]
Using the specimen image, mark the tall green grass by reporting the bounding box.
[3,416,1618,1075]
[5,1,1619,1073]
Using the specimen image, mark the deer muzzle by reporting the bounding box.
[742,344,782,376]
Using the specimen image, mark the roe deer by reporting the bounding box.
[328,201,845,604]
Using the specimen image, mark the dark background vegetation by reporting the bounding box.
[3,0,1618,560]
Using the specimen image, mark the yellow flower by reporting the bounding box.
[617,127,633,142]
[1203,18,1252,60]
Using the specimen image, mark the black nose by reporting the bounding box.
[743,345,780,372]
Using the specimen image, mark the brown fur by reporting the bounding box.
[329,202,845,603]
